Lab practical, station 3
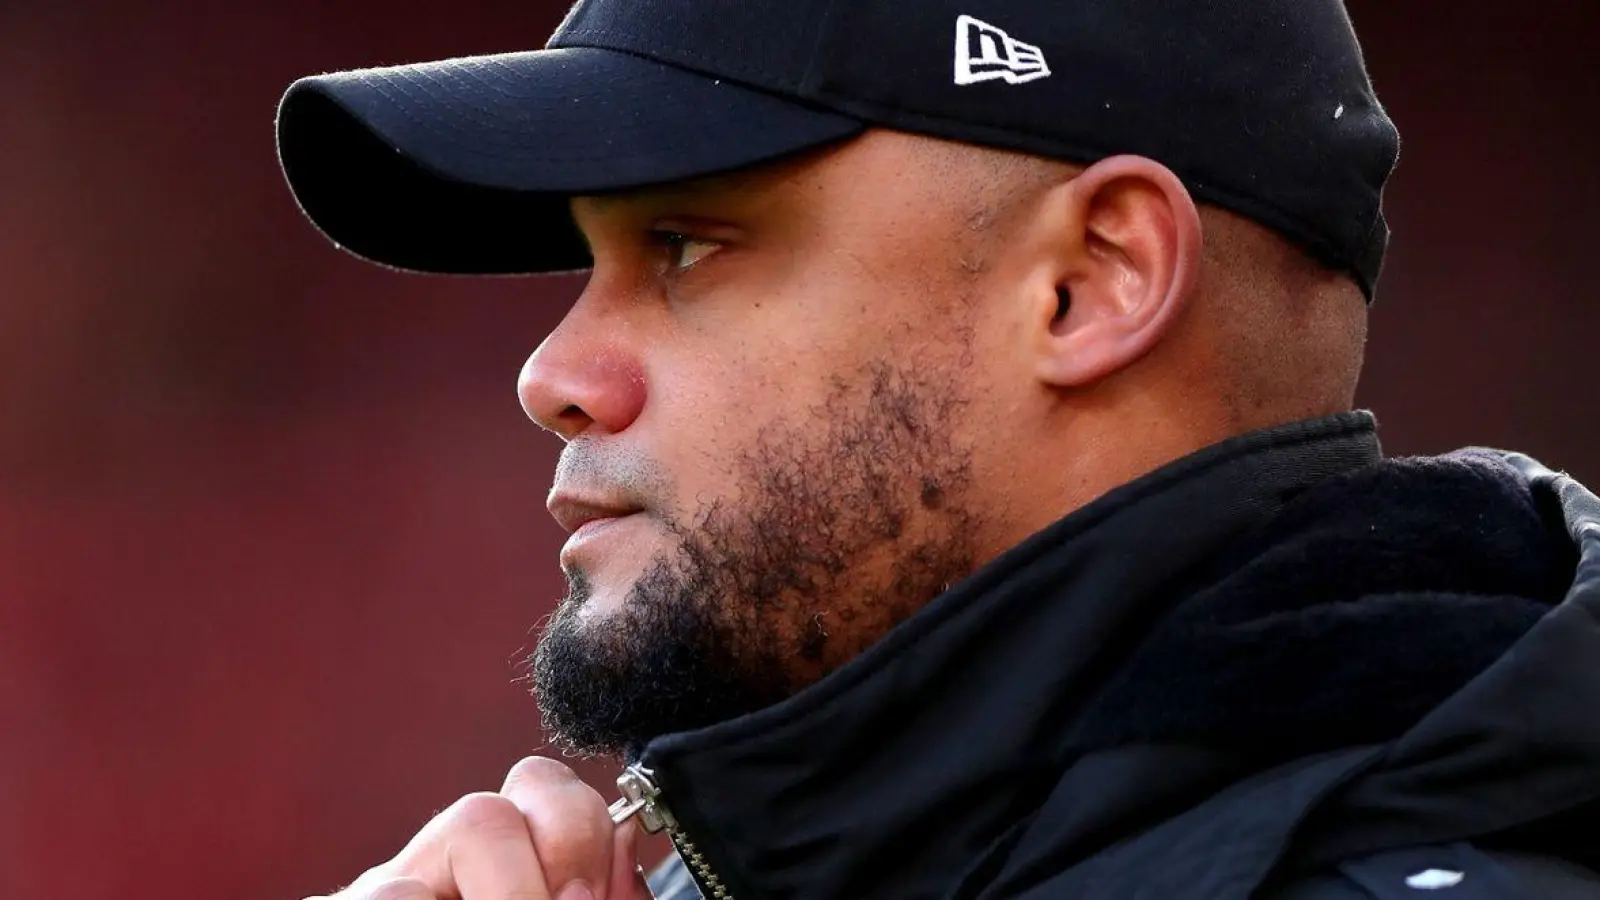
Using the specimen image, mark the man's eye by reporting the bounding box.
[651,230,720,273]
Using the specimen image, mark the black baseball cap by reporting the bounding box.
[277,0,1400,298]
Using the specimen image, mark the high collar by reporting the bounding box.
[634,413,1383,900]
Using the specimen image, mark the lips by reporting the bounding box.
[552,498,646,571]
[569,513,636,549]
[547,494,643,535]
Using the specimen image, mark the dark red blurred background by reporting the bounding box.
[1,2,1595,897]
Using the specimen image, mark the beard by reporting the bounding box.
[529,359,982,758]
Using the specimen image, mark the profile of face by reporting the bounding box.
[522,131,1211,757]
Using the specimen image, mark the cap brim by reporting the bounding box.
[276,48,866,275]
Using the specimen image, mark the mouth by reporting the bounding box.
[557,510,646,571]
[570,511,636,540]
[547,494,644,536]
[548,492,648,571]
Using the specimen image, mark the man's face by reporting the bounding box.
[523,132,1037,756]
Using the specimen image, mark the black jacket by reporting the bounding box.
[636,412,1600,899]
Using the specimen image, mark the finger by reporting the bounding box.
[390,791,552,900]
[500,756,615,900]
[311,875,436,900]
[608,819,652,900]
[357,877,437,900]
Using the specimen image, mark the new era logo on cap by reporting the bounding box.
[954,15,1050,86]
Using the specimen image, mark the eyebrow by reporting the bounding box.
[576,166,773,213]
[567,164,784,255]
[568,181,721,253]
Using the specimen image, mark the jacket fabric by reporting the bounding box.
[640,412,1600,899]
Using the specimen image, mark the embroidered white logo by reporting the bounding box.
[1405,869,1465,891]
[954,15,1051,86]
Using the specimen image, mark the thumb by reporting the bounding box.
[607,820,653,900]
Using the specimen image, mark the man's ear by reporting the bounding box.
[1025,155,1202,388]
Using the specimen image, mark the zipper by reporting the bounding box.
[609,762,736,900]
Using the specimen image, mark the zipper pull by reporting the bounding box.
[612,764,735,899]
[607,763,678,834]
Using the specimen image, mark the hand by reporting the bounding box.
[308,756,652,900]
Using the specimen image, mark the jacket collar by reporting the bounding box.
[634,413,1383,900]
[1282,451,1600,872]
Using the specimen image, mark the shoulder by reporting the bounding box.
[1266,843,1600,899]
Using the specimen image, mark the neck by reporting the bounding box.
[991,395,1282,560]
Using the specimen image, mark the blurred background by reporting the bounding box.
[1,1,1595,897]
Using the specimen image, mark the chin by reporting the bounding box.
[558,572,638,622]
[576,589,633,620]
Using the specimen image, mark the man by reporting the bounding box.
[275,0,1600,897]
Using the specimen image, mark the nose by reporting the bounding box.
[517,300,647,441]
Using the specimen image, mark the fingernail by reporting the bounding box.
[557,881,595,900]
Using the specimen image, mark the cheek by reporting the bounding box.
[633,357,766,519]
[635,347,835,537]
[639,260,970,502]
